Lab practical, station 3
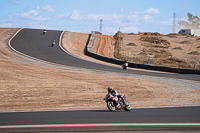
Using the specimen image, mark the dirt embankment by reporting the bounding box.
[92,34,115,58]
[62,31,116,60]
[116,32,200,68]
[64,30,200,69]
[0,28,200,112]
[62,31,89,55]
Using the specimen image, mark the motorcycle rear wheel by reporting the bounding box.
[123,101,131,111]
[107,101,116,111]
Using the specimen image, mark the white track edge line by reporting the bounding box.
[0,123,200,129]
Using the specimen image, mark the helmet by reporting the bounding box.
[108,86,113,92]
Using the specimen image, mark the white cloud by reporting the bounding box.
[10,0,22,5]
[0,23,12,27]
[124,14,139,24]
[60,9,158,25]
[42,5,55,12]
[58,10,161,34]
[59,10,84,20]
[145,8,160,14]
[141,14,153,22]
[29,10,39,16]
[36,5,55,12]
[3,7,170,35]
[16,10,49,21]
[69,10,84,20]
[87,13,125,22]
[155,18,173,26]
[120,8,124,12]
[133,8,160,15]
[117,8,124,12]
[86,14,105,20]
[59,10,124,21]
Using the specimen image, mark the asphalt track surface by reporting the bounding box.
[9,29,200,81]
[0,106,200,132]
[3,29,200,132]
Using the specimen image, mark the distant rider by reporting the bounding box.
[52,40,55,47]
[123,60,128,70]
[43,29,46,35]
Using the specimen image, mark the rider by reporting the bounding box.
[52,40,55,47]
[107,86,118,96]
[43,29,46,34]
[123,60,128,70]
[107,86,122,109]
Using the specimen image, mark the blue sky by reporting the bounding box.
[0,0,199,35]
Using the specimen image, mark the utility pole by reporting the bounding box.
[100,19,103,33]
[173,12,181,33]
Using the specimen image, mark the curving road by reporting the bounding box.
[3,28,200,132]
[10,29,200,81]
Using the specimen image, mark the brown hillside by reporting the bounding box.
[0,28,200,112]
[112,32,200,69]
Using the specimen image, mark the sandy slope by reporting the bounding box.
[119,33,200,68]
[0,28,200,112]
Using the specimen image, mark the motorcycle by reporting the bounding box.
[43,30,46,35]
[52,40,55,47]
[104,94,131,111]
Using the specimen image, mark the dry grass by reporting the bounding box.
[0,28,200,112]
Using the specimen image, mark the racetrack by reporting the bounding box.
[10,29,200,81]
[0,106,200,132]
[4,28,200,132]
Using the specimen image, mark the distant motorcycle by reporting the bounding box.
[52,40,55,47]
[104,94,131,111]
[43,29,47,35]
[122,60,128,70]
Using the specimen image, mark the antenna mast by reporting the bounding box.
[100,19,103,33]
[173,12,181,33]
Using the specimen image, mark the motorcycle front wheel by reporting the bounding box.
[107,101,116,111]
[123,100,131,111]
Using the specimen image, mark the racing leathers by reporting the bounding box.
[108,89,118,97]
[108,89,121,109]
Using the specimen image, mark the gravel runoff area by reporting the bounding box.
[0,28,200,112]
